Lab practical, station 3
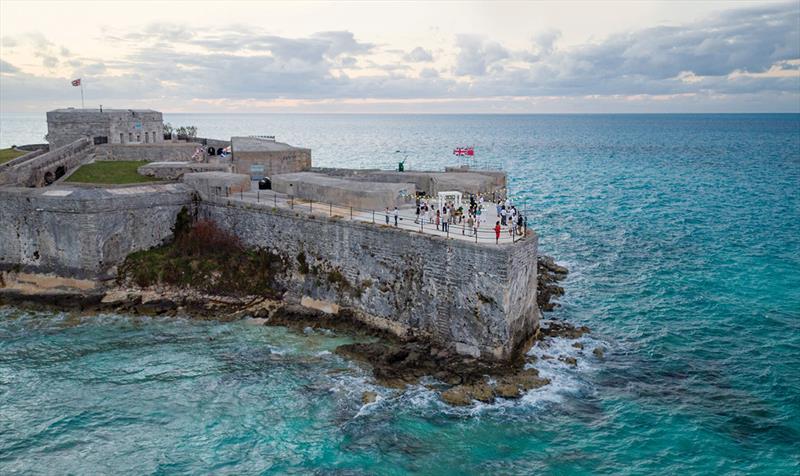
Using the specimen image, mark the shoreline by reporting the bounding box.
[0,255,589,405]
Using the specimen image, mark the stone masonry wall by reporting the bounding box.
[95,143,202,162]
[0,138,94,187]
[199,198,539,360]
[0,184,193,279]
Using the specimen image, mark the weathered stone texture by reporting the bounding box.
[46,109,163,149]
[95,142,202,162]
[231,137,311,178]
[271,172,416,209]
[0,138,94,187]
[138,161,230,180]
[0,184,193,279]
[199,198,539,360]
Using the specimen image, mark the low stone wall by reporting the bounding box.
[0,148,47,171]
[445,166,507,191]
[96,142,202,162]
[138,161,230,180]
[199,198,539,360]
[0,138,94,187]
[0,184,194,279]
[184,172,250,198]
[271,172,416,209]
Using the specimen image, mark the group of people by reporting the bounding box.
[389,193,528,243]
[494,198,527,242]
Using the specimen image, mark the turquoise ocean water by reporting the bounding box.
[1,114,799,474]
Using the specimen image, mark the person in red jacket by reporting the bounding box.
[494,221,501,244]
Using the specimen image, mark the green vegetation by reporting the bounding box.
[118,209,289,297]
[65,160,157,184]
[0,147,26,164]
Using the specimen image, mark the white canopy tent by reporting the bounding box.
[437,191,462,212]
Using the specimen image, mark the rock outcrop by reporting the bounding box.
[537,255,568,312]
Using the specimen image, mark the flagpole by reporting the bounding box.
[80,81,85,109]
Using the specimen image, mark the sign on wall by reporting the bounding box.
[250,164,265,180]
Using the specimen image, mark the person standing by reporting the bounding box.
[393,207,399,226]
[385,207,390,225]
[435,209,441,231]
[494,221,501,244]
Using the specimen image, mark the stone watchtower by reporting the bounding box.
[46,108,164,150]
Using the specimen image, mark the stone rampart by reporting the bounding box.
[0,184,193,279]
[138,161,230,180]
[95,143,202,162]
[271,172,416,209]
[199,197,539,360]
[0,138,94,187]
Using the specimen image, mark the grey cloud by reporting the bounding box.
[404,47,433,62]
[0,59,19,74]
[454,34,509,76]
[1,2,797,111]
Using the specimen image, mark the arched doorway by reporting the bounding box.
[43,171,55,185]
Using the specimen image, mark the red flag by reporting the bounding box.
[71,78,81,86]
[466,147,474,156]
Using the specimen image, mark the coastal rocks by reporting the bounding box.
[361,391,378,405]
[538,321,591,340]
[438,369,551,405]
[593,347,605,359]
[559,356,578,366]
[441,386,473,406]
[537,255,568,312]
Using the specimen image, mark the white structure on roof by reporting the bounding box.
[437,190,462,212]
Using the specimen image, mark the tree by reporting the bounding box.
[163,122,174,137]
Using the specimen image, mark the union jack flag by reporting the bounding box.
[453,146,474,156]
[71,78,81,87]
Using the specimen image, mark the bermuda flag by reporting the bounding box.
[466,146,474,156]
[71,78,81,87]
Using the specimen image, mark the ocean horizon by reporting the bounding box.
[1,113,799,474]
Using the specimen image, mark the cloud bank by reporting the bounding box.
[0,2,798,112]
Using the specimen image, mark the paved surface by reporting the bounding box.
[219,185,529,245]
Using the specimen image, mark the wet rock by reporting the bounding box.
[539,321,591,340]
[572,342,584,350]
[441,386,473,406]
[537,255,569,312]
[560,356,578,366]
[361,391,378,404]
[593,347,605,359]
[510,368,550,391]
[494,383,522,399]
[470,382,494,403]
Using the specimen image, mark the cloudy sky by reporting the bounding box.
[0,0,798,113]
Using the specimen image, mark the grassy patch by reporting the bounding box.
[118,212,289,297]
[65,160,158,184]
[0,147,26,164]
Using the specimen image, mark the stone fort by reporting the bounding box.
[0,107,539,362]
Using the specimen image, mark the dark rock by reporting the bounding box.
[572,342,584,350]
[537,255,569,312]
[593,347,605,359]
[560,356,578,366]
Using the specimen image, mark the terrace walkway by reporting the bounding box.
[212,185,531,246]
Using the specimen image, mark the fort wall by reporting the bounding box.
[95,142,202,162]
[199,197,539,360]
[0,184,193,279]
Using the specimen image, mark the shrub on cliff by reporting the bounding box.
[118,217,287,297]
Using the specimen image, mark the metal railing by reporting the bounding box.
[207,186,532,245]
